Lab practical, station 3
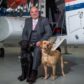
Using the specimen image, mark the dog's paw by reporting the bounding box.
[51,75,57,80]
[62,72,65,77]
[44,74,49,80]
[62,73,65,77]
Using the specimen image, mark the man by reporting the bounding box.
[18,6,52,83]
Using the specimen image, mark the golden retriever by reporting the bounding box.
[39,40,65,80]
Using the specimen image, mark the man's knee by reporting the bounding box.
[34,46,41,54]
[33,47,41,65]
[33,46,41,60]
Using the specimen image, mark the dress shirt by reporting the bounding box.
[32,19,38,30]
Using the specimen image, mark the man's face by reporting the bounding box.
[30,7,39,19]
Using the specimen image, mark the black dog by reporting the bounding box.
[18,40,34,82]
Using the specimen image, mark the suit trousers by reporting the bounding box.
[31,46,41,70]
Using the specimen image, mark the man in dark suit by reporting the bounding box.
[18,6,52,83]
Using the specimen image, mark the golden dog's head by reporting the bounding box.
[39,40,52,49]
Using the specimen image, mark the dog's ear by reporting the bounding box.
[39,41,43,48]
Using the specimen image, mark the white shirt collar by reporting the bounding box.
[33,19,38,22]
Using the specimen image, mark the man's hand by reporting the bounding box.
[36,41,40,47]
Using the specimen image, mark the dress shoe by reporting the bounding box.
[28,70,37,83]
[26,76,30,82]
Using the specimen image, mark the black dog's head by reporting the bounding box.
[19,40,35,52]
[19,40,29,49]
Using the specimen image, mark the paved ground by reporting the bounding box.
[0,46,84,84]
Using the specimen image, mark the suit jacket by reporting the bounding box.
[22,17,52,42]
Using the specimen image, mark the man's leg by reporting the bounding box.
[32,46,41,70]
[29,46,41,82]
